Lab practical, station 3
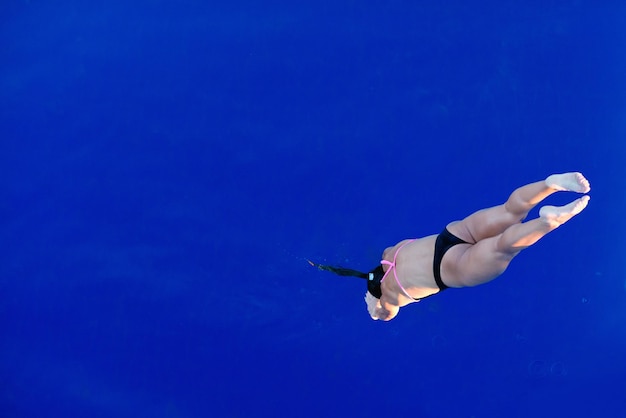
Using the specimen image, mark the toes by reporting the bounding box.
[575,173,591,192]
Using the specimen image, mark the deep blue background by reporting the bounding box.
[2,1,625,417]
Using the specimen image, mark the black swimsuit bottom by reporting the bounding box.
[367,228,468,300]
[433,227,468,291]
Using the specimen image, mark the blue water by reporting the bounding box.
[2,1,625,417]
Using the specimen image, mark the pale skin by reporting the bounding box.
[366,172,591,321]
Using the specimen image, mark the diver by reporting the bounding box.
[309,172,591,321]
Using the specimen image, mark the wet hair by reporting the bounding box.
[308,260,385,298]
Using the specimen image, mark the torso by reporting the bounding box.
[380,234,442,307]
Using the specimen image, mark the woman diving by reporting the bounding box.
[310,172,591,321]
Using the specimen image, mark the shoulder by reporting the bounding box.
[378,295,400,321]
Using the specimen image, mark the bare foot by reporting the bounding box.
[545,172,591,193]
[539,196,590,227]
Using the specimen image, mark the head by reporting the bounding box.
[309,260,387,320]
[366,265,385,299]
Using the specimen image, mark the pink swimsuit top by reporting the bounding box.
[380,239,417,301]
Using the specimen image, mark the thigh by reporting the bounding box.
[442,237,515,288]
[447,204,522,244]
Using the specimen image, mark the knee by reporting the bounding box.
[504,194,531,219]
[493,235,520,261]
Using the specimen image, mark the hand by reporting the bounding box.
[364,292,381,320]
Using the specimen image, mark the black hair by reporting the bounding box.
[308,260,384,298]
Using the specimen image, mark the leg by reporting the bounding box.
[448,173,590,243]
[444,196,590,287]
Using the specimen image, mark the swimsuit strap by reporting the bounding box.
[380,240,416,300]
